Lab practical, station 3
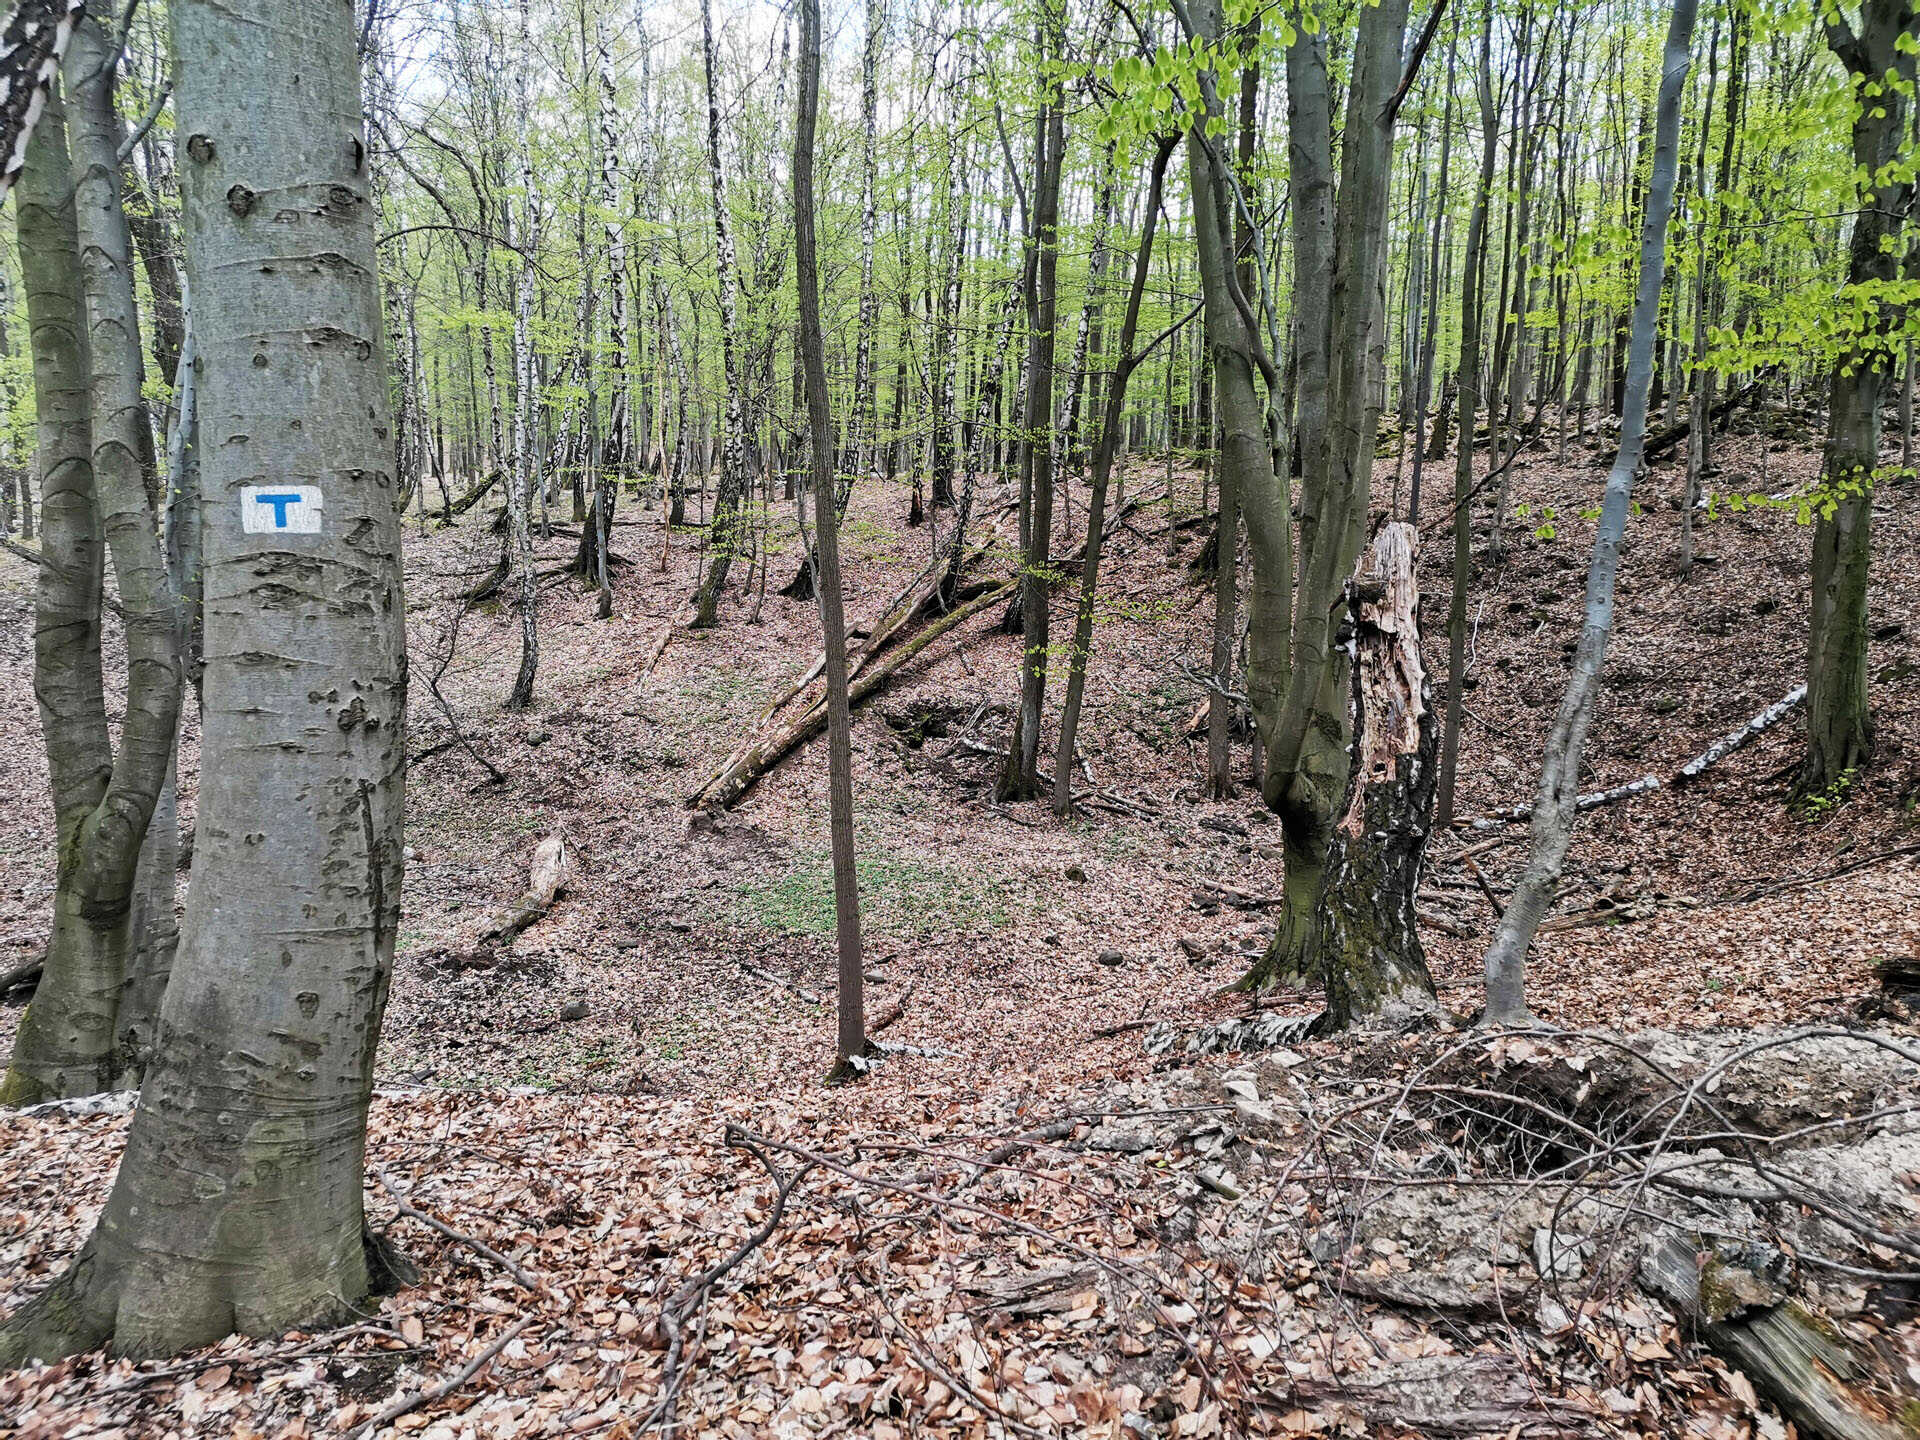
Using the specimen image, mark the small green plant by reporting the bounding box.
[1794,766,1858,822]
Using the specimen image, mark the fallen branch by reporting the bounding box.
[638,1127,814,1433]
[1471,685,1805,828]
[640,606,694,679]
[0,952,44,997]
[1642,368,1776,462]
[869,983,915,1035]
[740,960,824,1006]
[376,1167,544,1293]
[347,1316,533,1440]
[435,470,501,524]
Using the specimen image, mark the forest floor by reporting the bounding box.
[1,415,1917,1438]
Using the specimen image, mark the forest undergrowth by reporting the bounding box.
[1,423,1916,1437]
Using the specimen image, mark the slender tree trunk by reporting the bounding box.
[692,0,750,628]
[999,17,1066,803]
[1799,0,1914,800]
[0,0,405,1362]
[1436,3,1500,828]
[1481,0,1697,1025]
[1407,13,1457,524]
[1184,0,1291,847]
[504,0,541,706]
[1054,137,1177,816]
[794,0,866,1076]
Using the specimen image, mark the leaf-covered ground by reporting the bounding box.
[1,423,1917,1436]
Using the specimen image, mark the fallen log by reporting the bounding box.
[690,579,1015,811]
[1280,1355,1597,1437]
[687,495,1120,811]
[0,952,44,998]
[1642,368,1776,462]
[1639,1234,1918,1440]
[435,470,501,524]
[479,834,568,945]
[1471,685,1805,828]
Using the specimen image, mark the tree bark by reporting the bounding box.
[3,9,185,1105]
[1,83,113,1105]
[0,0,406,1362]
[691,0,750,628]
[1054,137,1178,816]
[1318,523,1437,1029]
[794,0,867,1076]
[1480,0,1697,1026]
[1799,0,1915,800]
[504,0,540,705]
[1436,1,1500,828]
[1238,0,1410,1007]
[999,14,1066,804]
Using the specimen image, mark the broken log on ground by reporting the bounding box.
[1472,684,1806,828]
[1639,1234,1919,1440]
[479,834,569,947]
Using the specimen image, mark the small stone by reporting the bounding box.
[527,729,551,746]
[1096,950,1126,968]
[559,1000,590,1022]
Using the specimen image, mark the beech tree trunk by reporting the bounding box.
[1239,0,1411,1007]
[1054,136,1179,816]
[505,0,541,706]
[1800,0,1915,800]
[0,0,406,1362]
[1480,0,1696,1025]
[3,9,184,1105]
[794,0,866,1076]
[1,85,113,1105]
[1436,2,1499,827]
[999,17,1065,804]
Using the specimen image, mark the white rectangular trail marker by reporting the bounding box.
[242,485,324,534]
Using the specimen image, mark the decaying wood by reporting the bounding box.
[0,952,44,997]
[1472,684,1806,828]
[690,580,1014,811]
[1641,368,1776,461]
[1639,1234,1918,1440]
[1319,522,1440,1028]
[960,1263,1098,1320]
[689,496,1132,812]
[1281,1355,1598,1436]
[480,835,568,945]
[435,470,502,523]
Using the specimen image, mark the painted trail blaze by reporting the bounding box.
[241,485,324,534]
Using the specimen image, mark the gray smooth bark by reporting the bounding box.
[0,0,407,1360]
[1480,0,1697,1025]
